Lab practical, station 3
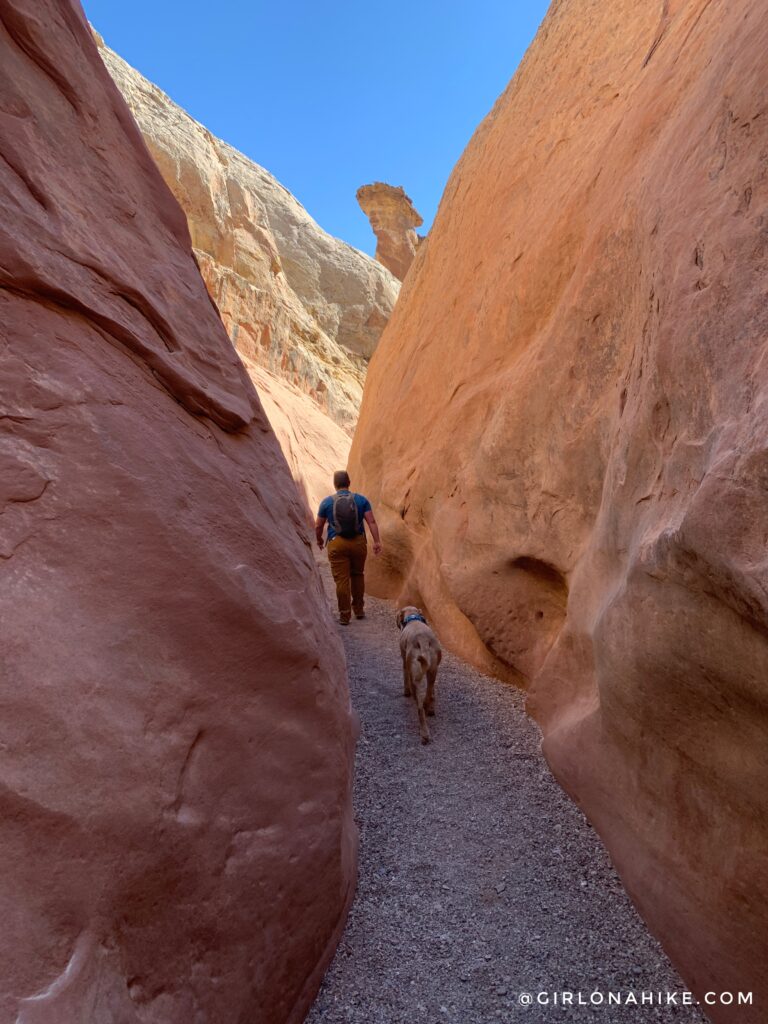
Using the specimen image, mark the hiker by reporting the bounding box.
[316,470,382,624]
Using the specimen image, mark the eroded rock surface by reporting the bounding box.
[357,183,424,281]
[350,0,768,1016]
[0,3,355,1021]
[97,38,399,435]
[248,360,351,514]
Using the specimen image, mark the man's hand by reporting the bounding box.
[364,509,383,557]
[315,514,327,551]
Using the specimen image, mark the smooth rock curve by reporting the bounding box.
[349,0,768,1016]
[0,2,356,1021]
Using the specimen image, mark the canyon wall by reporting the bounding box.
[247,360,353,516]
[97,38,399,509]
[349,0,768,1016]
[0,2,355,1021]
[97,37,398,432]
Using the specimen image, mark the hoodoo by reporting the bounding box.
[0,2,355,1021]
[357,182,424,281]
[349,0,768,1017]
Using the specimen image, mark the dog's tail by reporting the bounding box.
[410,641,431,681]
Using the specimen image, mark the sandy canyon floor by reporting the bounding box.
[307,563,709,1024]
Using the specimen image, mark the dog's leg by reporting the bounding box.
[425,665,437,717]
[410,661,430,744]
[416,691,430,744]
[401,652,411,697]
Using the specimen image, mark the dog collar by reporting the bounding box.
[400,614,427,629]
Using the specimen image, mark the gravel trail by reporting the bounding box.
[308,569,708,1024]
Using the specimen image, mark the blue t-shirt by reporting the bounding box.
[318,490,372,541]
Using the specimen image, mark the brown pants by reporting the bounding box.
[327,534,367,621]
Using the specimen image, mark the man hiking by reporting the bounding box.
[316,470,382,624]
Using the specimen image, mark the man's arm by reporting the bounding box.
[363,510,382,556]
[315,515,327,550]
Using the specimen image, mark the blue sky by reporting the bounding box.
[84,1,550,256]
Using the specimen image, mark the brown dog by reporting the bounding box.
[396,606,442,744]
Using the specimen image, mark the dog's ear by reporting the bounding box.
[395,608,405,628]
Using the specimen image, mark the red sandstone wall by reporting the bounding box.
[0,2,355,1020]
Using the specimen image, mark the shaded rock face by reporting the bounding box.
[247,360,351,515]
[350,0,768,1016]
[357,183,424,281]
[0,3,355,1022]
[97,39,399,436]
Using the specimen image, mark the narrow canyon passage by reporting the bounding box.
[308,565,708,1024]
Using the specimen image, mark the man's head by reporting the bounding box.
[333,470,351,491]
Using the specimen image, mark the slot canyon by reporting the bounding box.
[0,0,766,1022]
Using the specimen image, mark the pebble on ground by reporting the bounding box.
[307,565,709,1024]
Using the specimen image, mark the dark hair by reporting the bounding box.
[334,470,351,490]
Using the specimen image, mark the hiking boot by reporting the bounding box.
[354,611,366,620]
[339,615,351,625]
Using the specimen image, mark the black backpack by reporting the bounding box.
[332,493,359,539]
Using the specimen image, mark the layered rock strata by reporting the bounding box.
[357,182,424,281]
[97,37,399,442]
[0,2,356,1021]
[349,0,768,1017]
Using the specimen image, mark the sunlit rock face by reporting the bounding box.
[98,35,399,449]
[0,3,356,1021]
[349,0,768,1016]
[357,182,424,281]
[96,38,399,510]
